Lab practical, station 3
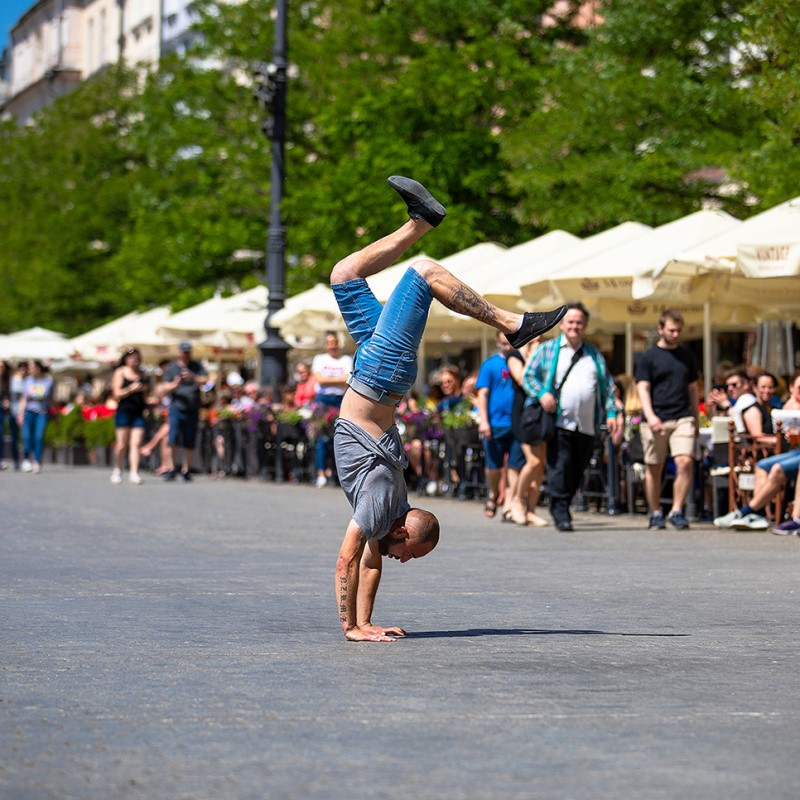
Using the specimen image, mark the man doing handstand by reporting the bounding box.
[332,176,567,642]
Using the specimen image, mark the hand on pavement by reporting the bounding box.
[345,624,406,642]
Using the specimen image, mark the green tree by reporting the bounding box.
[735,0,800,206]
[501,0,762,234]
[0,68,143,333]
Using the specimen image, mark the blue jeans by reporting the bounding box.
[757,449,800,482]
[23,410,49,465]
[332,267,433,404]
[0,407,20,467]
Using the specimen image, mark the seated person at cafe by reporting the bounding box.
[707,368,775,445]
[714,447,800,531]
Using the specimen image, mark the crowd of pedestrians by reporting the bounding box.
[2,321,798,538]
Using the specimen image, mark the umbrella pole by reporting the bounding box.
[703,302,712,399]
[625,322,633,376]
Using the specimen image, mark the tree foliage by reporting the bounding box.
[0,0,796,335]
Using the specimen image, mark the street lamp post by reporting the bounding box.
[255,0,290,401]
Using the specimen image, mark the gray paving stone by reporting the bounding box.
[1,466,799,799]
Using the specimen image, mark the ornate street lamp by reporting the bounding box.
[254,1,290,400]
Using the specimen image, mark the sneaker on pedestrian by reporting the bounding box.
[179,470,192,482]
[0,461,8,471]
[315,475,328,488]
[21,459,32,473]
[129,473,143,485]
[648,512,666,530]
[667,510,690,530]
[731,513,770,531]
[163,470,177,482]
[714,509,743,529]
[32,462,41,474]
[110,468,123,484]
[771,518,800,536]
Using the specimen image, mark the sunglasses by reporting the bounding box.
[725,381,740,389]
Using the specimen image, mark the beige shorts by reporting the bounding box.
[640,416,696,465]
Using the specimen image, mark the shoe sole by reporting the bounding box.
[387,176,447,227]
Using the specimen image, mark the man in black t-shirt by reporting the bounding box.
[635,309,699,530]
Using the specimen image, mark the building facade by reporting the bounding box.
[2,0,199,123]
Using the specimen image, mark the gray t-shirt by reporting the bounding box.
[333,418,410,540]
[163,359,207,411]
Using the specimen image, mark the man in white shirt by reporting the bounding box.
[311,332,353,487]
[522,304,619,531]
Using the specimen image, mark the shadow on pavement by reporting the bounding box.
[409,628,690,639]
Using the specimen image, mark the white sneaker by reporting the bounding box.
[425,480,439,496]
[21,459,32,473]
[315,475,327,488]
[32,462,41,474]
[110,468,122,484]
[128,473,143,485]
[714,509,743,528]
[732,513,770,531]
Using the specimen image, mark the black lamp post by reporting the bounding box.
[255,0,290,400]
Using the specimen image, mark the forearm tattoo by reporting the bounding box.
[339,576,348,623]
[446,285,499,325]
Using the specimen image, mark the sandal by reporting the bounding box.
[510,499,529,526]
[484,497,498,518]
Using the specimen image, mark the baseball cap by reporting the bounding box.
[227,372,244,387]
[179,341,193,352]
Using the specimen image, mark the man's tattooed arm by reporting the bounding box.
[335,520,366,635]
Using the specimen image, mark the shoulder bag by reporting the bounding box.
[519,346,584,443]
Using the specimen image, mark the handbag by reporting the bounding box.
[519,346,584,444]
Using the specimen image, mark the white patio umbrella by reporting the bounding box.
[0,327,76,362]
[519,210,740,314]
[662,194,800,279]
[70,311,145,363]
[271,284,347,343]
[517,210,742,376]
[633,198,800,381]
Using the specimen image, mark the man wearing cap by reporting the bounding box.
[331,176,567,642]
[162,341,208,481]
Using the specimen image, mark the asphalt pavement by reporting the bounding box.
[2,466,799,799]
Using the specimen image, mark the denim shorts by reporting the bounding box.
[482,427,525,471]
[168,406,199,448]
[115,410,145,429]
[757,448,800,482]
[332,267,433,405]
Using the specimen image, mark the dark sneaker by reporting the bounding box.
[507,306,568,349]
[772,518,800,536]
[163,470,177,482]
[648,512,666,530]
[180,470,192,482]
[387,176,447,227]
[667,510,690,530]
[555,520,574,531]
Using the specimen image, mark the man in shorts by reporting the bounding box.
[162,341,208,482]
[331,176,567,642]
[635,309,699,530]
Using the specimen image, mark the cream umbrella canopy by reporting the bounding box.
[0,327,76,362]
[70,311,147,364]
[517,210,741,377]
[658,194,800,279]
[518,210,740,320]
